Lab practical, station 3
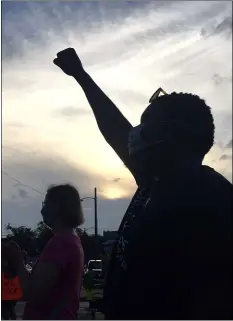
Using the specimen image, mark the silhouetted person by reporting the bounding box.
[53,48,232,320]
[2,243,21,320]
[7,184,84,320]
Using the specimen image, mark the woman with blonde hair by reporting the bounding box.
[7,184,84,320]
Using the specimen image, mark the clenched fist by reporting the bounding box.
[53,48,85,79]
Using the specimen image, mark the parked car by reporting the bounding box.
[84,260,103,288]
[86,260,102,276]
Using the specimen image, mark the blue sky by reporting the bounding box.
[2,1,232,233]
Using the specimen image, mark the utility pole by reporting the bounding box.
[81,188,98,258]
[81,188,98,236]
[94,187,98,238]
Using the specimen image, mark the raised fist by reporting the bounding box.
[53,48,84,77]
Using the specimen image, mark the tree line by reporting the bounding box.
[3,222,110,263]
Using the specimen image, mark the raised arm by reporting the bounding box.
[53,48,135,176]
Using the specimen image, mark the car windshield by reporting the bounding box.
[88,261,102,270]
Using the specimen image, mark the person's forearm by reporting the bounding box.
[73,71,135,172]
[17,261,30,298]
[74,71,132,133]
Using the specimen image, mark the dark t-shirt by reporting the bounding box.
[103,165,232,319]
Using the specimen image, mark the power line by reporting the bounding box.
[1,171,45,195]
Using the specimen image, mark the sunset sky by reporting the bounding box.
[2,1,232,233]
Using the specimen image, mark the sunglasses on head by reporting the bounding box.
[149,87,168,103]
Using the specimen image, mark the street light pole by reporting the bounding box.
[81,187,98,238]
[81,188,98,258]
[94,187,98,238]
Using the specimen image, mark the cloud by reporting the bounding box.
[56,106,91,118]
[212,73,232,86]
[2,148,134,198]
[200,15,232,38]
[2,148,136,231]
[225,139,232,149]
[2,193,132,234]
[18,188,29,199]
[214,16,232,35]
[2,169,133,234]
[5,122,27,129]
[219,154,232,161]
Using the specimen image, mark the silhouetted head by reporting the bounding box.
[2,242,18,278]
[128,92,215,181]
[41,184,84,230]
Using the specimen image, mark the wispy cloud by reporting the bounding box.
[201,15,232,38]
[219,154,232,161]
[18,188,29,199]
[55,106,91,118]
[225,139,232,149]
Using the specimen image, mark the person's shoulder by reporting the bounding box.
[201,165,232,196]
[43,234,59,247]
[65,233,82,244]
[201,165,232,185]
[40,235,59,255]
[42,233,75,251]
[198,166,232,220]
[40,233,83,263]
[66,235,84,262]
[50,233,82,248]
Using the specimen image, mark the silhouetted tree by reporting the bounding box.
[4,223,110,261]
[5,223,36,256]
